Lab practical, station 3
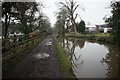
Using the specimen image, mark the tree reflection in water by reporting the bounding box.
[60,37,85,68]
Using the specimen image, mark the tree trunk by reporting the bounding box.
[73,21,77,33]
[4,13,8,38]
[71,20,77,33]
[62,21,65,35]
[29,22,32,32]
[73,24,77,32]
[71,14,77,33]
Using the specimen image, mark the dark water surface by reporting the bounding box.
[58,37,119,78]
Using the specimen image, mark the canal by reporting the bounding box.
[58,36,119,78]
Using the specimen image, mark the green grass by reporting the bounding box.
[66,33,110,38]
[55,40,75,78]
[66,33,114,44]
[3,36,45,75]
[84,33,114,43]
[85,33,110,37]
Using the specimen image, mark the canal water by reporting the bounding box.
[58,37,119,78]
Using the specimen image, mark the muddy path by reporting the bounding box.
[3,36,62,78]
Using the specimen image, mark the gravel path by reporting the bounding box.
[3,36,61,78]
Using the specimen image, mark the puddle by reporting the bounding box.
[45,42,52,46]
[34,53,49,59]
[45,38,52,46]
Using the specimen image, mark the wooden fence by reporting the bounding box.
[1,36,40,63]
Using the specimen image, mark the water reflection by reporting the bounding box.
[77,39,85,49]
[58,36,119,78]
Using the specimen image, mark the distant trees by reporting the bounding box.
[2,2,51,40]
[2,2,51,48]
[76,20,85,33]
[13,2,42,39]
[55,7,68,35]
[105,1,120,44]
[39,16,51,32]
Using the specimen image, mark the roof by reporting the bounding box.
[96,24,108,28]
[86,25,96,28]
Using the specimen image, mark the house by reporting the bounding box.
[85,25,96,33]
[96,24,111,33]
[8,31,24,42]
[85,24,111,33]
[9,31,24,37]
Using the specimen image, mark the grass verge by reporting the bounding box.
[55,38,75,78]
[66,33,115,44]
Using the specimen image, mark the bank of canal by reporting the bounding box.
[58,36,119,78]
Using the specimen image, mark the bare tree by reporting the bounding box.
[59,0,79,33]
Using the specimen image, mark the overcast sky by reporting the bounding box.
[36,0,113,26]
